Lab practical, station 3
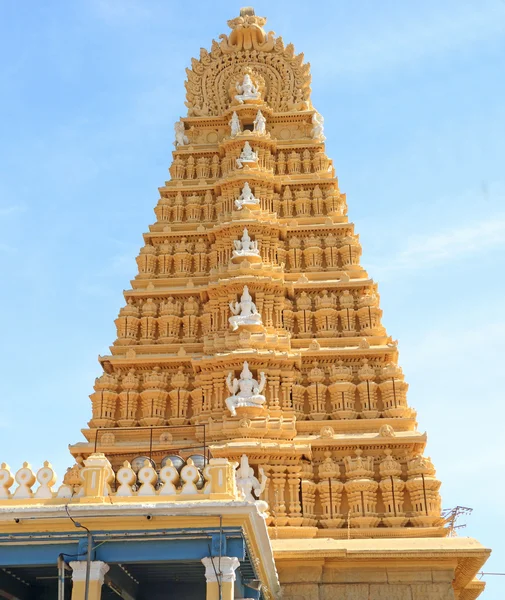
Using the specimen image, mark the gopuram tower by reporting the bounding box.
[58,7,488,600]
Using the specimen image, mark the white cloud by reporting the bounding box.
[313,1,505,78]
[0,205,26,217]
[368,215,505,276]
[89,0,152,24]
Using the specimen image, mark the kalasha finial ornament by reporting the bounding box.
[220,7,275,53]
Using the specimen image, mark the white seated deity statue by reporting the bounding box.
[174,119,189,147]
[253,110,266,135]
[236,142,258,169]
[235,455,267,503]
[311,112,326,141]
[229,111,241,137]
[234,73,261,104]
[225,361,266,417]
[234,182,260,210]
[231,228,261,263]
[228,285,263,331]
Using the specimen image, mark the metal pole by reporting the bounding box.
[149,427,153,462]
[85,530,92,600]
[390,475,397,517]
[422,473,428,516]
[58,554,65,600]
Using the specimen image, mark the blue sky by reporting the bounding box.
[1,0,504,595]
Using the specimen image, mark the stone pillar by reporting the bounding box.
[202,556,240,600]
[70,561,109,600]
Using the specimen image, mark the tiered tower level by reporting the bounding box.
[71,9,444,540]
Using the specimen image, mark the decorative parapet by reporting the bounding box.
[0,454,242,505]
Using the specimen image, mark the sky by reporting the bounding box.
[0,0,504,596]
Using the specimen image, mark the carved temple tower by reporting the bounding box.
[37,7,488,600]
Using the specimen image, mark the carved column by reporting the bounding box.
[280,373,294,411]
[379,450,407,527]
[140,298,158,344]
[168,368,190,425]
[379,362,413,418]
[114,301,140,345]
[89,373,118,428]
[286,465,303,525]
[338,235,361,268]
[300,461,317,526]
[267,371,281,411]
[139,367,168,426]
[136,243,157,278]
[117,369,139,427]
[406,456,442,527]
[70,561,109,600]
[294,190,311,217]
[306,363,327,420]
[356,359,380,419]
[323,234,340,270]
[338,290,356,336]
[317,452,344,528]
[260,464,273,525]
[343,450,380,528]
[291,370,306,419]
[270,465,288,526]
[328,361,357,419]
[201,556,240,600]
[303,236,323,271]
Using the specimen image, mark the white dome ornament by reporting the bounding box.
[225,361,266,417]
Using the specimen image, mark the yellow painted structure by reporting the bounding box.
[0,7,490,600]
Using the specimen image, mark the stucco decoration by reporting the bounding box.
[184,9,311,116]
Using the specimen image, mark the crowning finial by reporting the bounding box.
[220,8,275,52]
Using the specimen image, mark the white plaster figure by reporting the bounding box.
[253,109,266,135]
[234,73,260,103]
[174,119,189,147]
[234,182,260,210]
[235,454,267,502]
[229,111,242,137]
[232,228,260,261]
[236,142,258,169]
[225,361,266,416]
[228,286,262,331]
[311,112,325,141]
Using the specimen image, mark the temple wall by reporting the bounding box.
[279,566,456,600]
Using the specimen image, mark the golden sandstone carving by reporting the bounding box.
[72,2,448,536]
[0,11,489,600]
[0,12,470,599]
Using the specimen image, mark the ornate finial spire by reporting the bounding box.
[220,8,275,52]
